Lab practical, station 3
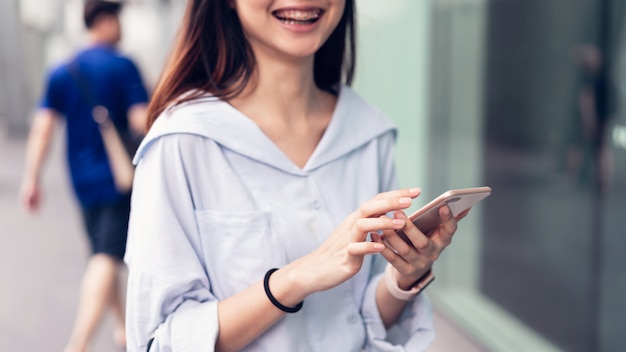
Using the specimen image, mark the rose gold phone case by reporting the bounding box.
[396,186,492,243]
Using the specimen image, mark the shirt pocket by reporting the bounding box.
[195,209,281,297]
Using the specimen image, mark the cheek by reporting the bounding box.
[336,0,347,13]
[234,3,272,38]
[327,1,347,32]
[238,19,269,45]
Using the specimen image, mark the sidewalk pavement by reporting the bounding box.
[0,125,482,352]
[0,125,119,351]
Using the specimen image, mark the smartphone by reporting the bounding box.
[396,186,492,244]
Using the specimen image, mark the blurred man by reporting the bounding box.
[19,1,148,351]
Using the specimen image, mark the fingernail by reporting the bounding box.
[442,206,450,216]
[392,219,405,227]
[409,187,421,194]
[373,243,385,250]
[399,197,412,205]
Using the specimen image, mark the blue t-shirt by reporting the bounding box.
[40,45,149,207]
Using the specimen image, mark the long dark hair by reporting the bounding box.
[146,0,356,128]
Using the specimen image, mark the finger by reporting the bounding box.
[370,232,382,243]
[429,206,457,252]
[381,229,426,263]
[29,200,39,212]
[392,211,435,255]
[385,212,435,258]
[378,244,413,273]
[378,244,434,279]
[356,197,412,219]
[356,188,421,218]
[439,205,457,236]
[347,241,385,256]
[455,208,471,221]
[372,187,421,201]
[25,193,37,211]
[352,217,405,238]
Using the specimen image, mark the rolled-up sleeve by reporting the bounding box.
[360,265,435,352]
[125,135,219,352]
[359,130,435,351]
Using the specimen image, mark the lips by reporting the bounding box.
[272,8,324,25]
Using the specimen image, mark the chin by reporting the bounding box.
[275,40,326,60]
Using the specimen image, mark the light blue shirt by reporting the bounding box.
[125,86,434,352]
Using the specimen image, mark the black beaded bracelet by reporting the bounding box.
[263,268,303,313]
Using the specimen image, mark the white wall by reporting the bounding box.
[354,0,431,204]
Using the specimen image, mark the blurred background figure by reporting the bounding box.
[562,44,615,190]
[18,1,148,351]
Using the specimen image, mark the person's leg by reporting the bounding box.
[104,194,131,349]
[64,254,119,352]
[110,265,127,349]
[65,196,130,352]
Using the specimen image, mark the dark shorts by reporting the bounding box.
[80,195,131,261]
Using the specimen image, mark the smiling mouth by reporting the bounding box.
[272,9,324,25]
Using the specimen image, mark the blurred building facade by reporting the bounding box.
[2,0,626,351]
[425,0,626,351]
[0,0,185,135]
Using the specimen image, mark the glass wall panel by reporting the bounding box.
[429,0,626,351]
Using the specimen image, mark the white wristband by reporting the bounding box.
[384,263,435,301]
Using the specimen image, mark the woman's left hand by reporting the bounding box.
[371,205,470,290]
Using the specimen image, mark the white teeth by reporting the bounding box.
[274,9,321,22]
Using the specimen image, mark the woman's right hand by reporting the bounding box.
[290,188,422,295]
[215,189,421,352]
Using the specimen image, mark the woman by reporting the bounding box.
[125,0,464,351]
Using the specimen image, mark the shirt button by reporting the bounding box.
[312,199,322,209]
[347,314,358,324]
